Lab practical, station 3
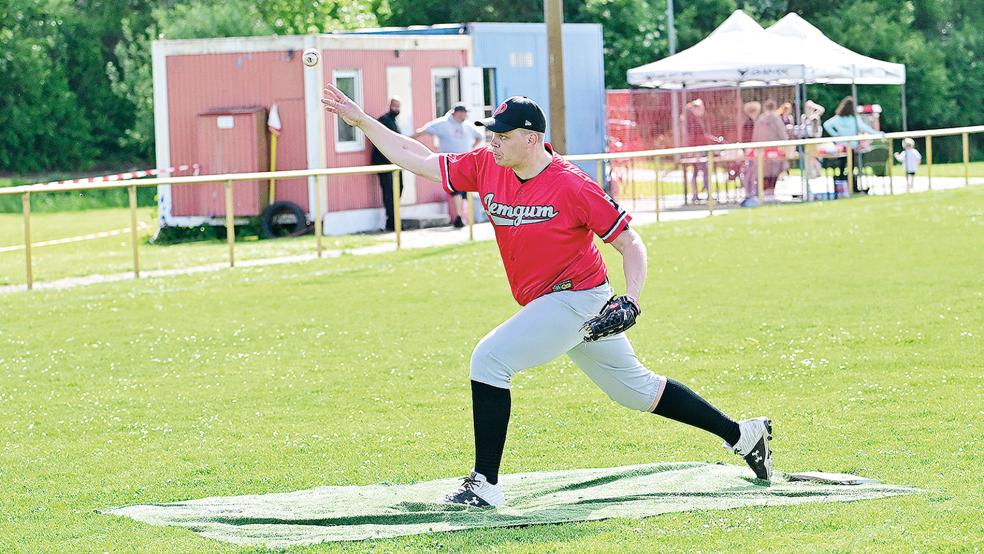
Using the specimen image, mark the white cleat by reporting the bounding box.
[440,471,505,508]
[725,417,774,480]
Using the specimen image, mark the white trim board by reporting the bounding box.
[153,35,470,57]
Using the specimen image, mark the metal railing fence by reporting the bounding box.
[1,125,980,290]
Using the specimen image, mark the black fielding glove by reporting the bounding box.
[580,295,641,342]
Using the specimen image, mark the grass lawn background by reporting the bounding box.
[0,186,981,552]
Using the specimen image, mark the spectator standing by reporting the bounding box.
[752,99,789,199]
[372,97,404,231]
[414,103,485,228]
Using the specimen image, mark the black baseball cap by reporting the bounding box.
[476,96,546,133]
[451,102,468,113]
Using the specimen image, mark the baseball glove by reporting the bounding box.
[580,295,641,342]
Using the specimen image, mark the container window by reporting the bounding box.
[333,70,364,152]
[432,68,460,118]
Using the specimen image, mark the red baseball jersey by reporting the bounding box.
[439,145,631,306]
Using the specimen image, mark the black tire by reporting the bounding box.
[261,201,309,238]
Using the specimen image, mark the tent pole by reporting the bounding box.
[671,90,681,147]
[900,83,908,131]
[795,69,806,202]
[851,66,861,194]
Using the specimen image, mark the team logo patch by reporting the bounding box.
[551,279,573,292]
[494,102,508,116]
[484,193,559,227]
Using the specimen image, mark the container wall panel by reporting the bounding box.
[322,48,469,211]
[166,51,306,216]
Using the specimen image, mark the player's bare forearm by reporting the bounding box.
[321,85,441,181]
[611,228,647,301]
[360,122,441,181]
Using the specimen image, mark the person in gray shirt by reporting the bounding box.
[414,103,485,228]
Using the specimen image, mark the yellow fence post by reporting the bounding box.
[926,135,933,190]
[707,152,715,215]
[225,179,235,268]
[886,137,894,195]
[128,184,140,278]
[392,170,402,250]
[962,132,970,187]
[268,133,278,205]
[654,156,661,222]
[22,192,33,290]
[315,175,324,258]
[630,158,638,212]
[596,159,603,190]
[757,148,765,204]
[467,192,475,241]
[846,148,854,198]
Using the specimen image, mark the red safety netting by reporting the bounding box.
[607,87,798,152]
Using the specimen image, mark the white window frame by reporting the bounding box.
[333,69,364,153]
[431,67,460,119]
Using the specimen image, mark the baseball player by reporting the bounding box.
[321,87,774,508]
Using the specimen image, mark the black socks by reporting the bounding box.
[471,380,511,485]
[652,378,741,446]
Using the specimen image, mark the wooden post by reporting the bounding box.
[596,159,603,190]
[22,192,33,290]
[654,156,661,222]
[707,152,715,215]
[268,133,279,204]
[225,180,235,268]
[467,192,475,241]
[128,185,140,278]
[544,0,566,153]
[926,135,933,190]
[630,157,637,212]
[393,170,402,250]
[315,176,324,258]
[757,148,765,203]
[962,132,970,187]
[886,137,894,195]
[846,148,854,198]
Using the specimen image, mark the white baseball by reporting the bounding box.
[302,48,320,67]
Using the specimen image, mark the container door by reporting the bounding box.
[192,111,269,217]
[386,66,415,205]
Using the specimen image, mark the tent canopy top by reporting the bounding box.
[627,10,905,89]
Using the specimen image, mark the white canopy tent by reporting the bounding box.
[765,13,908,128]
[626,11,827,89]
[626,10,908,127]
[765,13,905,86]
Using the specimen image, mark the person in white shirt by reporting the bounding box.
[894,138,922,191]
[414,103,484,228]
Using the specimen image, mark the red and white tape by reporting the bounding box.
[38,164,201,187]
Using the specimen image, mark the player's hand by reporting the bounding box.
[580,295,641,342]
[321,84,367,127]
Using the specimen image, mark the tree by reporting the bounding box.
[0,0,96,172]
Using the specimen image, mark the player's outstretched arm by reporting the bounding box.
[321,84,441,182]
[610,228,647,301]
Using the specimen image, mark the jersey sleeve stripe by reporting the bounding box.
[441,155,458,193]
[600,211,629,241]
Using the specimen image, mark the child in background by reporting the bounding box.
[894,138,922,190]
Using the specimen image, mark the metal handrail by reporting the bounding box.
[2,125,981,196]
[3,124,980,291]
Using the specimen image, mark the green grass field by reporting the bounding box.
[1,187,982,552]
[0,208,387,286]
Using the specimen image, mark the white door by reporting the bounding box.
[459,67,485,121]
[386,66,415,204]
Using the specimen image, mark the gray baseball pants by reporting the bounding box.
[470,283,667,412]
